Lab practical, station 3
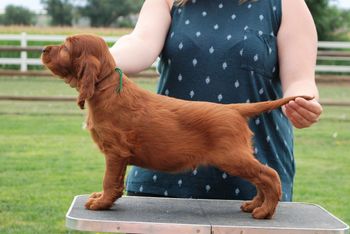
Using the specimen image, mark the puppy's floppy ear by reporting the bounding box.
[76,55,101,109]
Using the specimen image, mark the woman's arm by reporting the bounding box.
[110,0,173,74]
[277,0,323,128]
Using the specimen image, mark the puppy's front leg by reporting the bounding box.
[85,156,128,210]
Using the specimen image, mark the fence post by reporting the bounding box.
[20,32,28,72]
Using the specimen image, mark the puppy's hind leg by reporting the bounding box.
[215,153,281,219]
[85,156,128,210]
[248,163,282,219]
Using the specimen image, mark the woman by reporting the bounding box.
[110,0,323,201]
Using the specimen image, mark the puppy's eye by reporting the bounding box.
[60,45,69,52]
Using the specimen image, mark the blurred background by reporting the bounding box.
[0,0,348,39]
[0,1,349,234]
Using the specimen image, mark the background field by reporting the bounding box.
[0,75,349,233]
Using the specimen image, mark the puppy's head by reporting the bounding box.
[41,34,115,109]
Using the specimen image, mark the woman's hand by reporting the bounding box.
[283,97,323,129]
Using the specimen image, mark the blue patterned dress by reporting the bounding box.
[126,0,295,201]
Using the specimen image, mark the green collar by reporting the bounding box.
[115,67,123,93]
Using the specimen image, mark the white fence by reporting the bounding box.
[0,33,119,72]
[0,33,350,73]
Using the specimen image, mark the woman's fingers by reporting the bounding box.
[284,98,322,128]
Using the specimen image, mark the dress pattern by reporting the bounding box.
[126,0,295,201]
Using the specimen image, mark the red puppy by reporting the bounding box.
[42,34,312,219]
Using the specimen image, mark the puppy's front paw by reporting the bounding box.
[89,191,103,199]
[241,197,263,213]
[241,201,257,213]
[85,196,113,210]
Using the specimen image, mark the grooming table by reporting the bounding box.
[66,195,349,234]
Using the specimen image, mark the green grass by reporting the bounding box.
[0,76,349,233]
[0,115,104,234]
[293,117,350,221]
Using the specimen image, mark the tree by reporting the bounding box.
[306,0,349,40]
[2,5,35,25]
[79,0,142,27]
[41,0,73,26]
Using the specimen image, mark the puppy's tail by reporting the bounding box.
[228,95,314,118]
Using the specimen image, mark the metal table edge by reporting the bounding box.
[65,195,211,234]
[66,217,211,234]
[211,225,349,234]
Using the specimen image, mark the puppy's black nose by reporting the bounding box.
[42,46,49,53]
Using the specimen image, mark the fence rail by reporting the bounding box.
[0,95,75,102]
[0,45,43,52]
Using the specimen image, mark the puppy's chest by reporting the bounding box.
[85,117,111,142]
[87,117,136,149]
